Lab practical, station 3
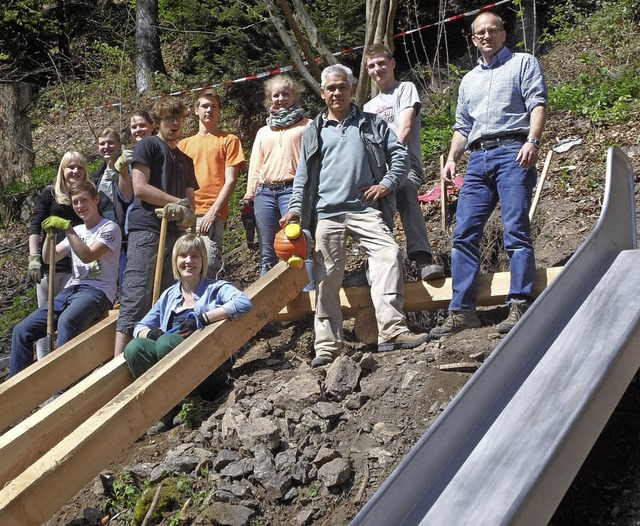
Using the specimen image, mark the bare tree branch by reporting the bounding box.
[264,0,320,95]
[290,0,338,68]
[276,0,322,81]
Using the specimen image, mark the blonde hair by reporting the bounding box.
[53,151,89,205]
[172,234,209,282]
[263,74,302,109]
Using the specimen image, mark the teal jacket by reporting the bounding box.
[288,104,409,234]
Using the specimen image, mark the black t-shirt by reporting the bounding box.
[127,136,198,234]
[29,185,82,273]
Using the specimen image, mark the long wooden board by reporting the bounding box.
[275,267,562,321]
[0,262,309,526]
[0,310,118,433]
[0,356,131,488]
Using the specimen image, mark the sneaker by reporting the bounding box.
[420,262,445,281]
[311,355,334,368]
[378,331,430,352]
[498,300,531,334]
[146,405,181,436]
[429,310,482,338]
[415,254,445,281]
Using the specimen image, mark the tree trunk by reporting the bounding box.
[276,0,322,81]
[135,0,166,94]
[0,83,35,220]
[264,0,321,96]
[290,0,338,68]
[356,0,397,106]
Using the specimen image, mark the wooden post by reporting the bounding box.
[529,150,554,221]
[152,213,168,304]
[440,154,447,230]
[46,233,56,354]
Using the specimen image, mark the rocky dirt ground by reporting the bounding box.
[1,110,639,525]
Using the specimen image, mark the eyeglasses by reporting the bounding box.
[160,115,186,124]
[473,28,502,38]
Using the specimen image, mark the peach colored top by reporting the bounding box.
[245,118,310,199]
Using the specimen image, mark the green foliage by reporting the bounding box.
[0,290,37,347]
[420,66,465,170]
[549,61,640,123]
[103,472,143,522]
[545,0,640,124]
[177,397,204,429]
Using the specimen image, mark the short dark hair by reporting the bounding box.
[69,179,98,199]
[131,110,154,125]
[151,97,189,123]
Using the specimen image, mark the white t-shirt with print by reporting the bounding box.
[60,218,122,303]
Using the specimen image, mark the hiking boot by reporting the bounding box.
[429,310,482,339]
[378,331,430,352]
[415,254,445,281]
[498,300,531,334]
[311,355,334,368]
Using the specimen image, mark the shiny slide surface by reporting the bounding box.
[352,147,638,526]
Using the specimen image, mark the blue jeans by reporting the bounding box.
[450,143,536,311]
[254,184,294,276]
[254,183,315,289]
[10,284,112,377]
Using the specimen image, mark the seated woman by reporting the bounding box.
[123,233,251,399]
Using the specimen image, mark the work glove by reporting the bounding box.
[177,206,196,230]
[147,328,165,341]
[176,312,209,338]
[28,255,42,284]
[160,198,191,221]
[42,216,71,235]
[114,150,133,173]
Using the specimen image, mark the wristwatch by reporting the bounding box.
[527,137,542,148]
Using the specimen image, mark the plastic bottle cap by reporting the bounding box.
[284,223,302,240]
[287,255,304,268]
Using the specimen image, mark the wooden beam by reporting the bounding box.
[0,310,118,433]
[275,267,563,321]
[0,356,131,488]
[0,263,308,526]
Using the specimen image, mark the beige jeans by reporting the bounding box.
[313,210,408,358]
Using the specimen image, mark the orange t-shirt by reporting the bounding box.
[178,132,246,218]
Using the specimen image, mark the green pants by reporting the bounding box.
[124,332,233,399]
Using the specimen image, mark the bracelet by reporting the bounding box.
[446,159,456,163]
[199,312,210,326]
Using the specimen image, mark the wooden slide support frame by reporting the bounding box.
[0,310,119,433]
[0,262,309,526]
[275,267,562,321]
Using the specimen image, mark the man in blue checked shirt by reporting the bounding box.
[430,10,548,338]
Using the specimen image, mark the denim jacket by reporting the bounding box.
[133,278,252,337]
[289,104,409,234]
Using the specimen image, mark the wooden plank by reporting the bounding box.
[0,310,118,433]
[0,356,131,488]
[275,267,563,321]
[0,263,308,526]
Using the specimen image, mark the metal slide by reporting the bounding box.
[351,147,638,526]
